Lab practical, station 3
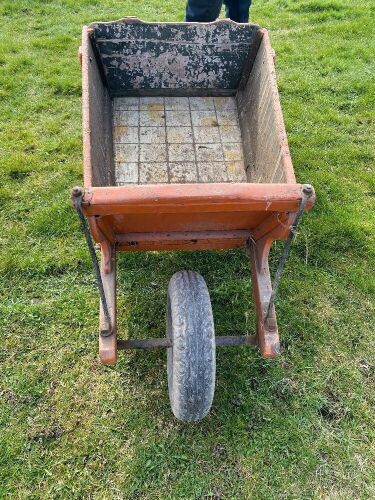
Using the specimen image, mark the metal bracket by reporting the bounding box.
[71,186,113,337]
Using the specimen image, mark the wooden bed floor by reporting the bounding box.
[112,96,247,185]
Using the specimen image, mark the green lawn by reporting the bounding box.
[1,0,374,498]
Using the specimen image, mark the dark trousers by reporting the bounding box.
[185,0,251,23]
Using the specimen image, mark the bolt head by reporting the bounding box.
[72,186,83,197]
[302,184,313,195]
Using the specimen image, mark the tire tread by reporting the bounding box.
[167,270,216,421]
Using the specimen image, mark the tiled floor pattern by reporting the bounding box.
[112,97,247,185]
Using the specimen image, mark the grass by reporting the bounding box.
[0,0,374,497]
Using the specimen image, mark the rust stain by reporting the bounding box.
[147,107,164,120]
[226,161,236,173]
[170,131,183,142]
[202,117,218,127]
[147,103,164,112]
[225,151,239,162]
[113,126,128,140]
[215,97,226,107]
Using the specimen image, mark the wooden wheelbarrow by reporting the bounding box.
[72,18,315,420]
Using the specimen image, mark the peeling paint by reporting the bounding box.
[90,19,260,92]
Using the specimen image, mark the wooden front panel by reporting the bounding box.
[83,183,308,214]
[108,210,268,234]
[83,183,315,251]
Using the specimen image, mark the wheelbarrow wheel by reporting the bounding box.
[167,270,216,421]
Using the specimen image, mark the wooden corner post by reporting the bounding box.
[248,236,280,358]
[99,245,117,365]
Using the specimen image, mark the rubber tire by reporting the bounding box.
[167,270,216,421]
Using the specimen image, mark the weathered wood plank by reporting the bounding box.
[97,40,252,53]
[82,26,115,186]
[91,18,259,44]
[104,55,247,90]
[89,18,261,93]
[109,88,238,97]
[237,30,295,184]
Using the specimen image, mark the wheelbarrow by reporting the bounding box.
[72,17,315,421]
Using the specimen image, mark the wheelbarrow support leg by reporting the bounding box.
[99,245,117,365]
[249,237,280,358]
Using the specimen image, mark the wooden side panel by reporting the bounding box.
[82,26,114,187]
[237,30,295,184]
[89,18,260,95]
